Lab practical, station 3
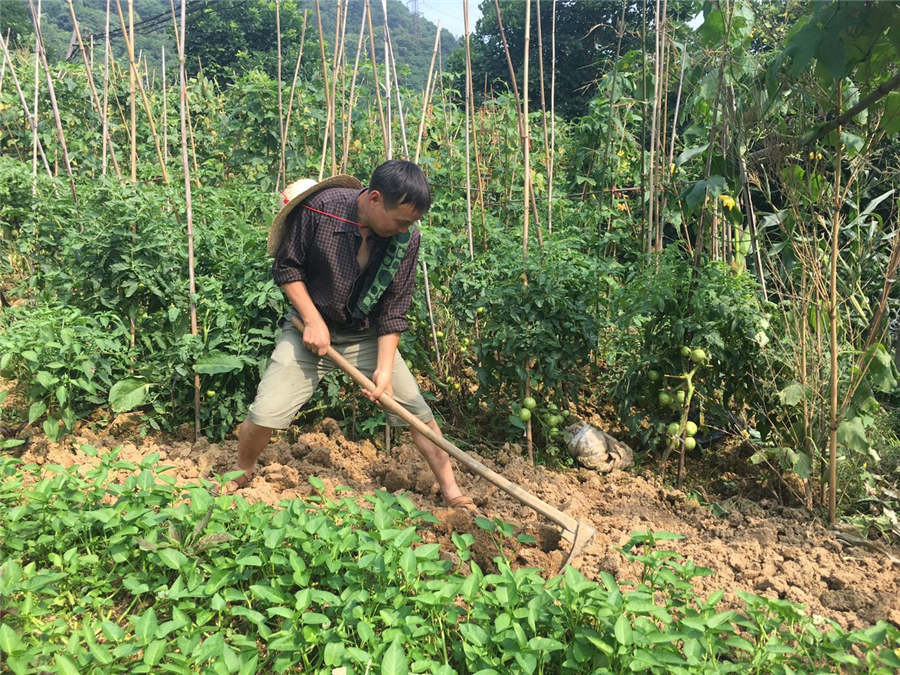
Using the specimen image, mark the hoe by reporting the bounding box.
[290,316,597,570]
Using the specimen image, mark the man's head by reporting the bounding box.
[357,160,431,237]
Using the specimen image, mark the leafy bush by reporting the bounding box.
[0,304,134,440]
[448,232,615,436]
[1,452,897,673]
[609,245,771,449]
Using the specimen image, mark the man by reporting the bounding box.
[235,160,474,511]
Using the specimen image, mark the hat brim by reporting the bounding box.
[266,175,363,256]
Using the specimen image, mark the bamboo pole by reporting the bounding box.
[167,0,199,183]
[276,0,285,190]
[27,0,77,200]
[162,45,167,166]
[32,0,41,182]
[343,4,368,170]
[364,0,388,156]
[0,31,7,91]
[523,0,533,464]
[647,0,663,250]
[381,0,408,159]
[114,0,170,184]
[383,22,392,159]
[335,0,349,173]
[463,2,474,259]
[0,31,52,177]
[413,22,440,164]
[535,0,552,233]
[284,10,309,156]
[65,0,123,179]
[421,259,442,370]
[329,0,348,174]
[549,0,556,237]
[314,0,331,179]
[827,83,842,526]
[175,0,200,440]
[128,0,135,180]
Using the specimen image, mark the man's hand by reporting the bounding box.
[302,319,331,356]
[366,368,393,404]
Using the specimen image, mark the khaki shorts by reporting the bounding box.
[247,315,434,429]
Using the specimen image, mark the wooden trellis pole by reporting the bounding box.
[381,0,409,159]
[343,4,368,170]
[27,0,77,201]
[284,10,309,169]
[364,0,389,157]
[114,0,170,184]
[175,0,200,440]
[162,46,167,166]
[549,0,556,234]
[314,0,331,179]
[522,0,533,464]
[276,0,285,190]
[102,0,111,175]
[31,0,41,182]
[414,21,440,164]
[463,2,474,259]
[0,31,52,177]
[66,0,123,179]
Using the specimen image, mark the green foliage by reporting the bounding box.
[449,232,612,427]
[610,246,771,448]
[1,452,898,673]
[0,304,133,441]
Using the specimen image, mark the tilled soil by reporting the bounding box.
[13,419,900,631]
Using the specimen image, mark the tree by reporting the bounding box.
[452,0,691,119]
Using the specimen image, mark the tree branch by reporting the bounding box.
[804,70,900,147]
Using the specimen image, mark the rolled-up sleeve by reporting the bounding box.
[373,229,420,336]
[272,210,309,286]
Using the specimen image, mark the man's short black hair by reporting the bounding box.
[369,160,432,213]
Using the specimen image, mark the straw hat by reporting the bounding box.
[266,175,363,256]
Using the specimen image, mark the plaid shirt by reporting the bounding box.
[272,187,419,335]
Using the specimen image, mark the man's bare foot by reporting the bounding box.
[445,494,479,515]
[232,467,254,489]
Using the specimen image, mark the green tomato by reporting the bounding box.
[522,396,537,410]
[684,421,698,437]
[658,391,673,406]
[476,306,486,315]
[647,369,661,382]
[681,345,692,358]
[666,422,680,437]
[518,408,532,422]
[676,390,686,405]
[683,436,697,451]
[691,348,707,364]
[549,414,563,428]
[206,390,216,398]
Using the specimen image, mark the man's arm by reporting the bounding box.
[365,331,400,403]
[282,280,330,356]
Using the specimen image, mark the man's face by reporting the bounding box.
[361,190,422,237]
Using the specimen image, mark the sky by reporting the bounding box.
[415,0,484,39]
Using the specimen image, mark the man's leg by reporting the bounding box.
[235,420,273,485]
[234,318,322,485]
[409,419,465,502]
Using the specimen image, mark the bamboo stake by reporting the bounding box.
[335,0,349,173]
[162,45,167,166]
[383,24,392,159]
[114,0,170,184]
[32,0,40,182]
[0,31,7,91]
[535,0,552,233]
[66,0,122,179]
[284,10,309,154]
[421,259,442,370]
[314,0,331,179]
[549,0,556,236]
[463,2,474,259]
[128,0,135,180]
[827,83,842,526]
[329,0,348,174]
[342,4,367,170]
[647,0,662,250]
[175,0,200,440]
[523,0,533,464]
[102,35,114,177]
[364,0,389,156]
[0,31,52,177]
[381,0,408,158]
[276,0,285,190]
[167,0,199,183]
[27,0,77,200]
[413,22,439,164]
